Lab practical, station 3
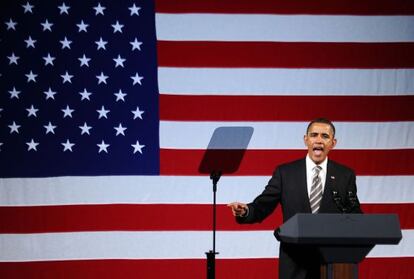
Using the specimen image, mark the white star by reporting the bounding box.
[130,38,143,51]
[78,54,91,67]
[131,140,145,154]
[62,105,74,118]
[97,106,110,119]
[44,87,57,100]
[62,139,75,152]
[95,37,107,50]
[9,87,21,99]
[76,20,89,32]
[96,72,108,84]
[111,21,124,33]
[97,140,110,153]
[43,53,55,66]
[22,2,34,14]
[131,73,143,85]
[93,3,106,15]
[131,106,144,120]
[25,36,36,48]
[79,122,92,135]
[60,36,72,49]
[5,18,17,30]
[7,53,19,65]
[114,123,127,136]
[26,71,38,83]
[129,3,141,16]
[8,121,21,134]
[79,88,92,100]
[26,139,39,151]
[113,55,126,68]
[61,71,73,83]
[41,19,53,31]
[58,3,70,14]
[44,122,57,134]
[114,89,127,102]
[26,105,39,117]
[0,142,3,151]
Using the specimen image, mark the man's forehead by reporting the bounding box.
[308,123,334,134]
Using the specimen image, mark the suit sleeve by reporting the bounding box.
[237,166,282,224]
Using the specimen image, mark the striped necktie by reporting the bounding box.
[310,166,323,213]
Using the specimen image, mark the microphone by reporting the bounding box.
[347,190,359,212]
[332,190,346,213]
[331,175,347,213]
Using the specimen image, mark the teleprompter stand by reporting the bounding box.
[199,127,253,279]
[275,213,402,279]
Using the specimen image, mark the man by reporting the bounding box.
[228,118,362,279]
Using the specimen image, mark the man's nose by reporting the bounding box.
[315,134,323,142]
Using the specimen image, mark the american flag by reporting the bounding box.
[1,0,414,278]
[0,0,158,177]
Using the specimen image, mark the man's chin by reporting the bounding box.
[310,154,326,164]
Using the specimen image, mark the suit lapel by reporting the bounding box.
[320,160,336,212]
[298,159,312,213]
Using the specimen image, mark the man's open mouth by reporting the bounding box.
[313,147,324,155]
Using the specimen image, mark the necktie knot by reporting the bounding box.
[313,165,322,175]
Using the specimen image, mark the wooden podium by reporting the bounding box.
[275,214,402,279]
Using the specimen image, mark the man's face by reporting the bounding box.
[304,122,337,164]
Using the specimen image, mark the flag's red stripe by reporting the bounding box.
[361,204,414,230]
[0,203,412,233]
[1,258,414,279]
[158,41,414,68]
[0,259,276,279]
[160,149,414,176]
[155,0,414,15]
[160,95,414,121]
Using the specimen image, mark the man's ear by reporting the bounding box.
[303,135,307,146]
[332,138,337,148]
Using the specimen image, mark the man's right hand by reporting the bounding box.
[227,202,249,217]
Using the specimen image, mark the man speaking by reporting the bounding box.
[228,118,362,279]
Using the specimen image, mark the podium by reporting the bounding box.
[275,213,402,279]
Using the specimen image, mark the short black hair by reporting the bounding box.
[306,118,336,137]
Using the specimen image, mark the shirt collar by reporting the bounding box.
[306,154,328,172]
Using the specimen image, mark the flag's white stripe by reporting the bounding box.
[160,121,414,150]
[369,229,414,257]
[158,68,414,95]
[1,176,413,206]
[156,14,414,42]
[0,230,412,261]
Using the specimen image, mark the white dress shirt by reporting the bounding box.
[306,155,328,200]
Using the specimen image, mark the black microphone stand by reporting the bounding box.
[332,190,359,213]
[332,191,347,213]
[347,191,359,212]
[206,170,221,279]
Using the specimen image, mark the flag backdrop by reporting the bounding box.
[1,0,414,278]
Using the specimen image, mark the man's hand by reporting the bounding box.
[227,202,248,217]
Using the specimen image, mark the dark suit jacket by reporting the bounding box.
[237,158,362,279]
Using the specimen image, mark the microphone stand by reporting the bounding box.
[332,191,347,213]
[206,170,221,279]
[347,191,359,213]
[332,190,359,213]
